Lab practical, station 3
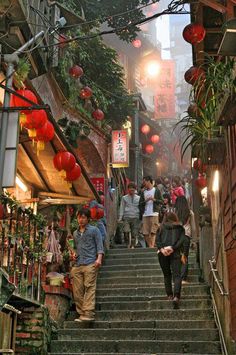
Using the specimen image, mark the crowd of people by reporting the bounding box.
[69,174,196,323]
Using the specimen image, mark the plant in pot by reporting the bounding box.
[177,55,236,164]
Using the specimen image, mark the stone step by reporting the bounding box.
[99,268,200,278]
[95,299,211,311]
[95,295,210,303]
[57,328,219,341]
[108,248,197,255]
[67,309,213,322]
[97,275,199,285]
[50,353,219,355]
[96,284,209,297]
[100,263,198,271]
[105,252,196,261]
[64,319,217,330]
[50,339,221,353]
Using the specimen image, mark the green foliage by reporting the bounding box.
[58,117,91,147]
[58,0,158,41]
[14,58,31,89]
[177,56,236,161]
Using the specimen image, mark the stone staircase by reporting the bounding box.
[50,248,222,354]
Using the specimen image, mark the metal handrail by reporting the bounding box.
[210,288,228,355]
[209,259,229,296]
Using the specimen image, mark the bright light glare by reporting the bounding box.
[146,61,160,77]
[16,176,28,192]
[156,161,160,166]
[212,170,219,192]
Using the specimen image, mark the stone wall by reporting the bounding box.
[43,285,71,326]
[15,305,51,355]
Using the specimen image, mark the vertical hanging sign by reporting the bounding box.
[111,130,129,168]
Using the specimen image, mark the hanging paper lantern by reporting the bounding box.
[12,89,38,114]
[184,66,205,85]
[141,124,150,134]
[145,144,154,154]
[24,110,48,138]
[69,65,84,78]
[183,23,206,45]
[132,39,142,48]
[151,135,160,144]
[97,207,104,219]
[53,151,76,178]
[80,86,93,99]
[195,175,207,189]
[90,207,97,220]
[65,163,82,187]
[35,121,55,153]
[92,109,105,121]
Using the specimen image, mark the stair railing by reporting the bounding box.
[209,258,229,355]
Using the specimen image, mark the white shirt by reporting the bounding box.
[143,187,159,217]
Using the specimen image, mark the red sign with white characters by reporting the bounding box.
[154,60,175,119]
[111,130,129,168]
[90,176,105,195]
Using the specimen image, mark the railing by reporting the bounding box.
[0,193,45,303]
[209,258,229,296]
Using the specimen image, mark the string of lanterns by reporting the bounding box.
[140,124,160,155]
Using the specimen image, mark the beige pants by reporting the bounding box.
[70,263,98,318]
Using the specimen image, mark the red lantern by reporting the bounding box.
[195,175,207,189]
[183,23,206,45]
[141,124,150,134]
[80,86,93,99]
[92,109,105,121]
[90,207,97,220]
[151,135,160,144]
[53,151,76,178]
[193,159,207,173]
[145,144,154,154]
[69,65,84,78]
[65,163,81,183]
[132,39,142,48]
[12,89,38,113]
[35,121,55,153]
[184,66,205,85]
[24,110,48,138]
[97,207,104,219]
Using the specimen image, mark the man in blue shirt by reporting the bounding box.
[71,208,104,322]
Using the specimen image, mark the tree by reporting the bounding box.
[58,0,159,41]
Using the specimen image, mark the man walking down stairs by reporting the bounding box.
[50,248,223,355]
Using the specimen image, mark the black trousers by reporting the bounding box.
[158,252,182,298]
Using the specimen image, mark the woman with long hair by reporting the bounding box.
[157,211,186,309]
[175,196,197,283]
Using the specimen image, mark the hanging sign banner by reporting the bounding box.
[111,130,129,168]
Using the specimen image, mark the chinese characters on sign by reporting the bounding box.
[90,176,105,195]
[154,60,175,119]
[111,130,129,168]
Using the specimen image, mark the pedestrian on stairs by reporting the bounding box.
[70,208,104,322]
[139,176,163,248]
[156,211,186,309]
[175,196,197,284]
[118,182,140,248]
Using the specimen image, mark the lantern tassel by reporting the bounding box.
[19,113,27,130]
[37,141,45,156]
[28,128,37,138]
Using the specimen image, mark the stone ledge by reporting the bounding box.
[42,285,71,299]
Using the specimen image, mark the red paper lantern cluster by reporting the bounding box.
[184,66,205,85]
[151,134,160,144]
[35,121,55,153]
[183,23,206,45]
[92,109,105,121]
[141,124,150,134]
[65,163,81,186]
[145,144,154,154]
[53,151,76,178]
[195,175,207,189]
[69,65,84,78]
[23,110,48,138]
[80,86,93,99]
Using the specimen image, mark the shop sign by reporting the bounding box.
[90,175,105,194]
[154,60,175,119]
[111,130,129,168]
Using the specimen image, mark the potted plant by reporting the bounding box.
[177,55,235,163]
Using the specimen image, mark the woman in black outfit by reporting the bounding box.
[157,211,186,309]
